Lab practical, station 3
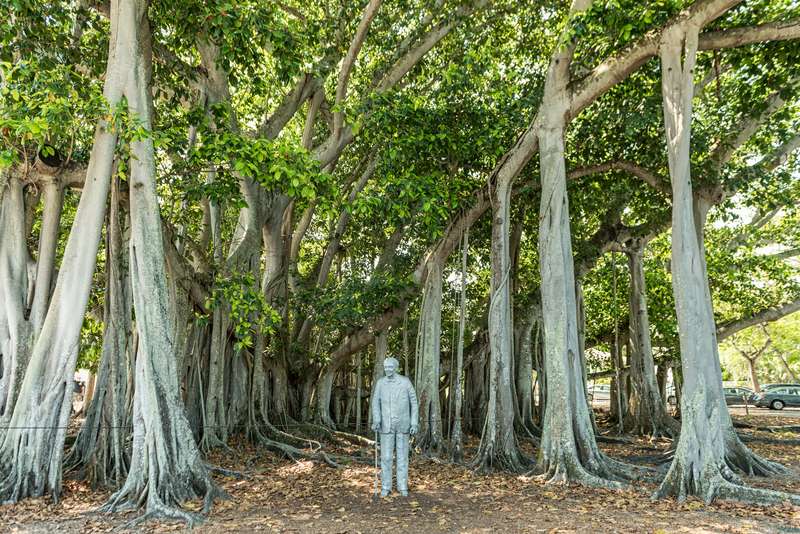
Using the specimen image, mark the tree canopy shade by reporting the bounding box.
[1,0,800,525]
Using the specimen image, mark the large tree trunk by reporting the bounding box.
[29,178,63,337]
[746,358,761,393]
[0,0,124,498]
[101,0,221,523]
[473,179,526,472]
[451,229,468,461]
[625,238,679,438]
[515,299,539,435]
[0,177,31,424]
[536,0,638,487]
[654,23,796,506]
[262,196,292,423]
[65,175,133,488]
[415,258,444,454]
[368,330,387,430]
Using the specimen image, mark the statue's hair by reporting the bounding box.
[384,357,399,368]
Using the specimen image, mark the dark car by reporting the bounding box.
[753,386,800,410]
[723,387,755,405]
[762,383,800,391]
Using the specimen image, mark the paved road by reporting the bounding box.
[728,405,800,419]
[591,398,800,420]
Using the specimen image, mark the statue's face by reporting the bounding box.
[383,361,398,378]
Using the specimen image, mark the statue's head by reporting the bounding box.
[383,357,399,378]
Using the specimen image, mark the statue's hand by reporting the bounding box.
[410,425,418,436]
[371,422,381,432]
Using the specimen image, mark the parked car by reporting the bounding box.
[723,386,755,405]
[762,383,800,391]
[753,386,800,410]
[587,383,610,403]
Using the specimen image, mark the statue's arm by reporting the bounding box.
[371,379,382,428]
[408,380,419,428]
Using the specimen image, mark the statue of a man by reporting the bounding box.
[371,357,418,497]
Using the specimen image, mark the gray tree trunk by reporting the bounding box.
[0,177,32,425]
[314,366,337,427]
[536,0,638,487]
[451,229,468,461]
[0,0,124,499]
[474,179,525,472]
[65,175,132,488]
[415,258,444,454]
[515,300,539,434]
[654,23,797,506]
[100,0,221,522]
[746,357,760,393]
[29,178,63,337]
[625,239,679,438]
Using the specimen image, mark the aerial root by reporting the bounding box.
[470,444,531,475]
[264,420,327,452]
[200,433,234,455]
[601,454,660,483]
[715,478,800,506]
[725,440,791,477]
[653,455,800,507]
[208,465,248,480]
[537,459,627,490]
[330,429,376,447]
[113,498,203,531]
[259,435,340,468]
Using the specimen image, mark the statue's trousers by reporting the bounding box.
[380,432,409,492]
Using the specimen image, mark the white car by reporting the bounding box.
[587,383,611,402]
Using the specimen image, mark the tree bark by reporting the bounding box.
[29,178,63,336]
[746,357,761,394]
[314,365,337,427]
[654,21,796,506]
[473,178,525,472]
[0,177,31,425]
[625,239,679,438]
[65,175,132,488]
[515,299,539,435]
[101,0,221,522]
[415,258,444,454]
[451,229,468,462]
[202,305,229,451]
[0,0,124,499]
[536,0,639,488]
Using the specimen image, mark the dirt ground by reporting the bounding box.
[2,415,800,533]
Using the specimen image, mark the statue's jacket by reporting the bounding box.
[372,375,419,434]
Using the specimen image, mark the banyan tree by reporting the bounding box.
[1,0,800,524]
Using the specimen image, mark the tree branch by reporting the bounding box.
[373,0,488,93]
[710,86,794,169]
[571,11,800,120]
[717,298,800,341]
[259,74,321,139]
[333,0,382,140]
[698,18,800,51]
[567,161,671,196]
[763,247,800,261]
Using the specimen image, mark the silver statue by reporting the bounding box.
[371,357,418,497]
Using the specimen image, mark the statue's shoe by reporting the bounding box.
[380,490,390,497]
[399,490,408,497]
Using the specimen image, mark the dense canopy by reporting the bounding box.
[1,0,799,525]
